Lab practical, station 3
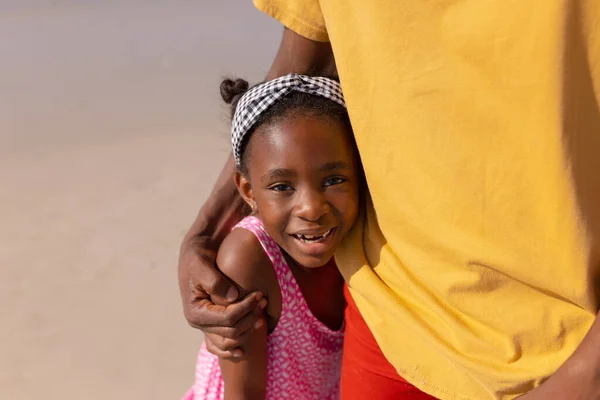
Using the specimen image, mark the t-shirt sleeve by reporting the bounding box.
[253,0,329,42]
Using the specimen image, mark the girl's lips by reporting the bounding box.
[289,227,337,256]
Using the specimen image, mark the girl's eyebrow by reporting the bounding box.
[260,168,295,183]
[319,161,350,171]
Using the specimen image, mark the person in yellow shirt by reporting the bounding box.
[178,1,600,399]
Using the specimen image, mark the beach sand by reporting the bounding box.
[0,2,279,398]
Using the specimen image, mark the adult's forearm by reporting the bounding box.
[183,154,248,247]
[266,27,336,80]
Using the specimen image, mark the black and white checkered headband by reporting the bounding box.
[231,73,346,166]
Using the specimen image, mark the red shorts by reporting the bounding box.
[341,285,437,400]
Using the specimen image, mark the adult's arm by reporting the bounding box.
[178,27,335,358]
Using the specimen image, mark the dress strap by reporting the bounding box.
[232,216,295,296]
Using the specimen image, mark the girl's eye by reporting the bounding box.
[269,184,294,192]
[324,177,346,187]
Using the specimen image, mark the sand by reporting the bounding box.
[0,2,280,398]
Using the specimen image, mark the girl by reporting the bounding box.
[184,74,361,399]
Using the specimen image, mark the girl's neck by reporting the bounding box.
[280,247,344,331]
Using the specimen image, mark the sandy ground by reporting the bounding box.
[0,2,280,398]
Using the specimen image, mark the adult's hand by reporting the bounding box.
[178,232,267,358]
[518,312,600,400]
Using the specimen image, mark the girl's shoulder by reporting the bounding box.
[216,222,279,303]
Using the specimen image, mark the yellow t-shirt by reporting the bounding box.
[255,1,600,399]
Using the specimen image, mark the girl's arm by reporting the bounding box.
[220,321,268,399]
[214,227,279,399]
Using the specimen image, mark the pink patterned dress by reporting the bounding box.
[183,216,344,400]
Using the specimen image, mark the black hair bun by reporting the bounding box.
[220,78,249,105]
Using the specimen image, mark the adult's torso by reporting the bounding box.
[320,1,600,399]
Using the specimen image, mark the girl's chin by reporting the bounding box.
[287,250,334,269]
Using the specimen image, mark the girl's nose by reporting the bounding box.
[294,189,330,222]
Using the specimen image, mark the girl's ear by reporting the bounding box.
[235,171,256,211]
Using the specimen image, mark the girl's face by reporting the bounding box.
[236,114,360,269]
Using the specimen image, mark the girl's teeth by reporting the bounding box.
[295,228,332,242]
